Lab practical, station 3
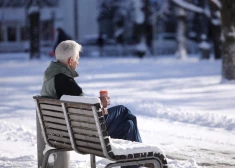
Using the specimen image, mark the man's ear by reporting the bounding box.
[67,57,72,66]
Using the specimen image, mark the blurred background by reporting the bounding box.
[0,0,222,59]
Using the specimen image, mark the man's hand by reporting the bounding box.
[99,94,110,116]
[101,107,108,116]
[99,96,110,108]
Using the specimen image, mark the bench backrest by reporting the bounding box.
[33,96,113,159]
[34,96,72,149]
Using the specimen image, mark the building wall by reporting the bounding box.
[56,0,75,39]
[78,0,98,42]
[54,0,98,42]
[0,0,98,52]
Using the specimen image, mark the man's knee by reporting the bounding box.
[126,120,135,130]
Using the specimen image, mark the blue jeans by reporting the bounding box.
[104,105,142,168]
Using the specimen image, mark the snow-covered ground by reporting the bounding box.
[0,53,235,168]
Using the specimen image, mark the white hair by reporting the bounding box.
[55,40,82,63]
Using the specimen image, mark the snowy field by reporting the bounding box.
[0,53,235,168]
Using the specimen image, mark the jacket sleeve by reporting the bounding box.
[54,73,85,99]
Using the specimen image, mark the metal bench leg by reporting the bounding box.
[41,149,58,168]
[41,149,71,168]
[90,154,96,168]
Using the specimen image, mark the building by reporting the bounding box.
[0,0,98,52]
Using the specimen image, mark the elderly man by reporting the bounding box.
[41,40,142,143]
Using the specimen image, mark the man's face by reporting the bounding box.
[70,54,80,70]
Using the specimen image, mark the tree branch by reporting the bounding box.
[208,0,221,10]
[171,0,204,14]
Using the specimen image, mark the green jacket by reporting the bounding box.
[41,61,84,99]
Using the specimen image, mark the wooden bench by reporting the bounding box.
[33,95,168,168]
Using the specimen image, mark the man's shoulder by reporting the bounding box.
[54,73,73,81]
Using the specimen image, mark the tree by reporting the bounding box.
[172,0,205,59]
[27,0,41,59]
[208,0,222,59]
[172,0,222,60]
[221,1,235,80]
[175,5,187,59]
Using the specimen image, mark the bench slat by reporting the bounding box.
[71,121,97,130]
[66,103,94,110]
[72,127,98,136]
[75,140,102,150]
[43,116,66,125]
[77,146,104,157]
[67,108,93,116]
[45,122,68,131]
[37,99,61,105]
[74,133,101,143]
[49,140,72,149]
[40,104,63,112]
[46,128,69,137]
[69,114,95,123]
[41,109,64,118]
[47,134,71,144]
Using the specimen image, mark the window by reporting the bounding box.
[42,0,59,7]
[0,23,4,42]
[41,20,54,41]
[20,27,29,41]
[7,27,16,42]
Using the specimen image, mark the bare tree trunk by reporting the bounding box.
[221,1,235,80]
[29,9,40,59]
[208,0,222,59]
[175,7,187,59]
[144,0,153,55]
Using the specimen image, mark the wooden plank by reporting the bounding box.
[127,154,133,159]
[40,104,63,112]
[106,145,112,152]
[141,153,147,157]
[41,110,64,118]
[75,140,102,150]
[104,137,110,145]
[120,155,126,159]
[71,121,97,130]
[69,114,95,123]
[76,146,104,157]
[147,152,154,157]
[49,140,72,149]
[102,131,108,137]
[72,127,98,136]
[38,99,61,105]
[46,128,69,137]
[134,153,141,158]
[74,133,100,143]
[66,103,93,110]
[67,108,93,116]
[44,122,68,131]
[108,152,115,159]
[43,116,66,125]
[47,134,71,144]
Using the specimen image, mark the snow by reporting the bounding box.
[198,41,210,49]
[60,95,100,104]
[211,18,221,26]
[132,0,145,24]
[210,0,222,9]
[136,37,148,52]
[0,53,235,167]
[28,6,40,15]
[114,28,124,38]
[110,138,165,156]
